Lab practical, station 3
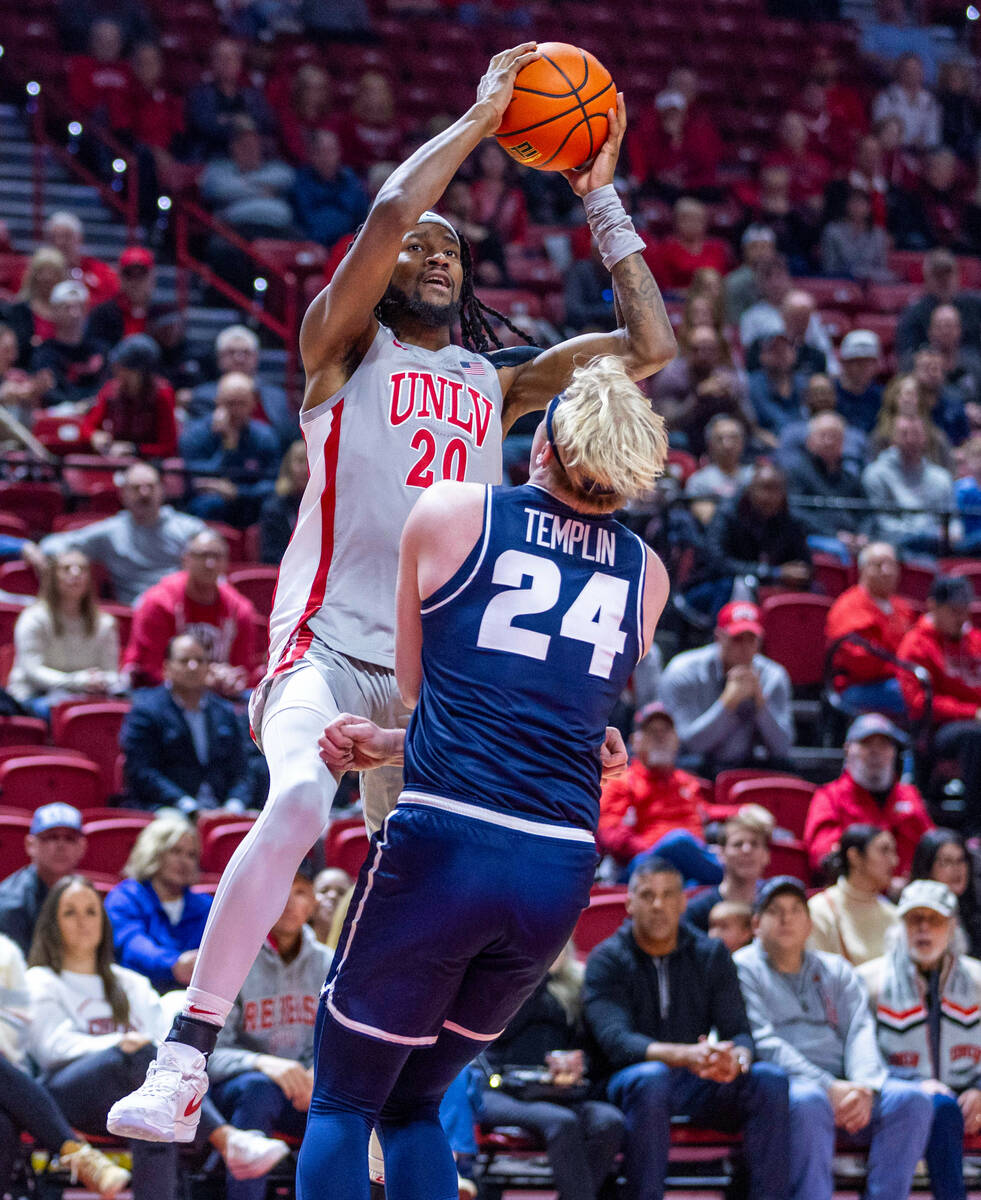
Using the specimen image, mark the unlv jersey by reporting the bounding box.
[267,323,504,675]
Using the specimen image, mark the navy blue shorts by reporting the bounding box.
[323,793,598,1049]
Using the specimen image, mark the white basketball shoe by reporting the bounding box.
[107,1042,209,1143]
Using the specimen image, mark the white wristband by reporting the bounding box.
[583,184,646,272]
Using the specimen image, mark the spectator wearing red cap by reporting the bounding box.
[597,704,721,885]
[826,541,915,716]
[804,714,932,878]
[658,601,794,775]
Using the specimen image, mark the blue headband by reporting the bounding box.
[544,392,616,498]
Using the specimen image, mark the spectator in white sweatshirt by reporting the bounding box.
[26,876,291,1200]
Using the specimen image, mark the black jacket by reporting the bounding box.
[787,451,867,538]
[0,865,47,957]
[704,494,811,583]
[485,978,580,1070]
[583,920,753,1079]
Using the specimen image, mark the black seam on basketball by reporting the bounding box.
[538,113,608,168]
[545,50,592,155]
[497,79,615,138]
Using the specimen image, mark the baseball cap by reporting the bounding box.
[930,574,973,607]
[30,803,83,836]
[716,600,764,638]
[50,280,89,305]
[655,89,686,111]
[633,702,675,731]
[840,330,881,361]
[754,875,808,915]
[119,246,154,270]
[111,333,160,371]
[844,712,908,747]
[897,879,958,919]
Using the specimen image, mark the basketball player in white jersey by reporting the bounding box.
[108,41,676,1142]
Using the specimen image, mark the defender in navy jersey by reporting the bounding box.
[303,356,670,1200]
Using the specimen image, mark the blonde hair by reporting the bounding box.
[17,247,67,303]
[549,356,667,503]
[275,440,306,496]
[123,811,199,881]
[724,803,775,845]
[708,900,753,927]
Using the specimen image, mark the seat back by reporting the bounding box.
[0,717,48,747]
[227,566,279,617]
[728,776,816,839]
[0,756,104,810]
[329,825,371,879]
[764,839,811,881]
[0,811,31,878]
[761,594,833,688]
[52,702,131,797]
[0,561,39,596]
[81,815,154,875]
[573,891,628,956]
[200,820,255,875]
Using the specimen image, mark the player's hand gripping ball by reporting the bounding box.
[495,42,616,172]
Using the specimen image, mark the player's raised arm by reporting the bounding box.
[299,43,540,406]
[499,95,677,428]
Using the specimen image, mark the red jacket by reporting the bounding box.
[627,111,723,192]
[597,758,706,864]
[80,377,178,458]
[124,571,258,686]
[826,585,916,689]
[897,614,981,725]
[804,769,932,875]
[645,236,731,290]
[67,56,134,129]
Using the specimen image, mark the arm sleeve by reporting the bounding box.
[103,889,180,986]
[582,946,654,1072]
[120,706,188,809]
[736,957,835,1087]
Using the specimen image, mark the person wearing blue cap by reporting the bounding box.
[804,713,933,880]
[0,804,86,957]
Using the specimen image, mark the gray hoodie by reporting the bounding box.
[208,926,331,1084]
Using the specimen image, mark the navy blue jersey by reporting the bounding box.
[403,483,649,832]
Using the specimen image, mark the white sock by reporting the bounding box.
[182,987,233,1028]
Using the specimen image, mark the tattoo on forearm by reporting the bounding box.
[612,253,673,350]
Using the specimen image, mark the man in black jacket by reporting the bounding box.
[583,857,789,1200]
[786,412,868,561]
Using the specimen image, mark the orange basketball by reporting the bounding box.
[495,42,615,172]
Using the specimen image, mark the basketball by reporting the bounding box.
[495,42,616,173]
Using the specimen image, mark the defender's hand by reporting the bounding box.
[600,726,628,780]
[475,43,541,131]
[319,714,400,773]
[561,92,627,197]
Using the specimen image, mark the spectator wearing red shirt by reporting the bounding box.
[628,90,722,200]
[339,72,405,171]
[898,576,981,830]
[123,529,258,696]
[648,198,730,291]
[826,541,915,715]
[80,334,177,459]
[470,141,528,247]
[762,112,832,213]
[272,64,338,166]
[42,212,118,307]
[804,713,933,878]
[597,703,720,884]
[129,42,184,151]
[5,247,66,368]
[67,18,134,132]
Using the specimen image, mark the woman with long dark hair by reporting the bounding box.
[808,823,899,965]
[912,828,981,957]
[80,334,178,458]
[26,877,291,1200]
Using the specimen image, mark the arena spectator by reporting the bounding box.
[912,827,981,958]
[179,373,280,527]
[187,325,295,449]
[127,41,184,155]
[819,186,893,281]
[871,373,952,467]
[67,19,133,131]
[913,346,970,447]
[649,324,753,459]
[28,875,288,1191]
[824,135,892,229]
[937,59,981,166]
[476,945,624,1200]
[826,541,915,714]
[5,248,66,367]
[123,529,257,693]
[207,866,329,1200]
[739,167,818,274]
[659,600,794,774]
[898,575,981,826]
[706,901,754,953]
[955,434,981,552]
[858,879,981,1200]
[310,868,351,947]
[583,857,790,1200]
[811,46,869,148]
[724,225,777,324]
[564,242,615,333]
[742,275,834,376]
[747,330,807,436]
[8,550,120,717]
[684,415,753,525]
[862,414,955,553]
[859,0,947,85]
[762,111,833,210]
[121,634,253,814]
[470,142,529,248]
[628,90,722,199]
[778,372,868,473]
[30,281,110,407]
[86,248,189,383]
[804,713,933,877]
[807,824,899,964]
[597,703,720,884]
[739,255,793,351]
[56,0,155,54]
[648,198,730,290]
[41,212,118,307]
[735,876,932,1200]
[258,440,306,564]
[0,805,86,957]
[33,462,205,606]
[199,117,295,237]
[273,64,336,166]
[873,53,942,150]
[103,812,211,990]
[684,804,775,932]
[896,248,981,357]
[291,129,368,248]
[79,335,177,458]
[786,412,868,560]
[0,322,49,425]
[184,38,275,160]
[925,303,981,410]
[338,71,404,171]
[436,179,507,286]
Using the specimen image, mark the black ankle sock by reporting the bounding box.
[165,1013,220,1057]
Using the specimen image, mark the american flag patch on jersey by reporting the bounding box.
[460,359,486,377]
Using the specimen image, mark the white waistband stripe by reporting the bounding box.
[398,792,595,844]
[325,991,440,1047]
[443,1017,505,1042]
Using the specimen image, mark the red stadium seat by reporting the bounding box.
[324,816,365,867]
[760,594,833,689]
[0,603,21,648]
[0,811,32,877]
[811,553,855,598]
[205,522,245,562]
[0,514,29,539]
[329,826,371,878]
[728,776,816,838]
[0,483,63,536]
[0,756,103,810]
[936,560,981,596]
[102,603,133,649]
[200,820,255,875]
[887,250,926,282]
[897,561,935,604]
[712,768,794,812]
[866,282,920,314]
[792,278,863,313]
[573,891,628,955]
[0,717,48,747]
[227,567,279,617]
[81,815,154,875]
[765,838,811,880]
[52,702,132,797]
[0,561,39,596]
[666,449,699,485]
